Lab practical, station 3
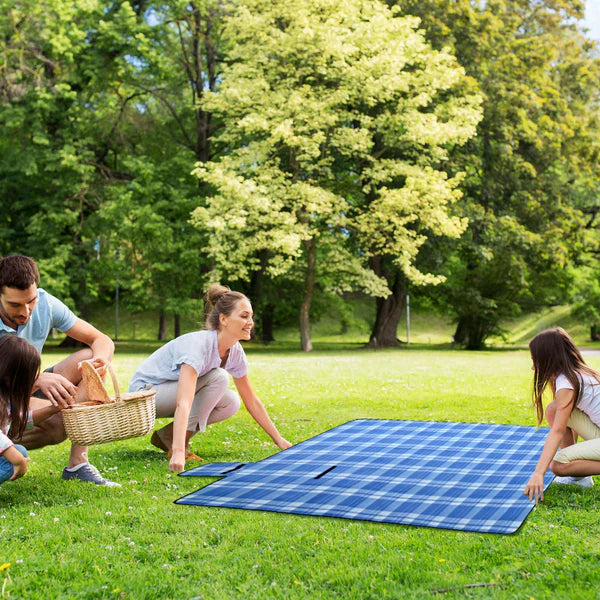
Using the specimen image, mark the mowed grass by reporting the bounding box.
[1,347,600,599]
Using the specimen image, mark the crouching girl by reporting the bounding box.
[524,327,600,503]
[0,336,58,486]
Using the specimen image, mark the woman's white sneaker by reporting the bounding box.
[553,475,594,488]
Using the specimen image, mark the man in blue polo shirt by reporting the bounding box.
[0,254,119,486]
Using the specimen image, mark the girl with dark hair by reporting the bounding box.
[0,336,59,486]
[524,327,600,503]
[128,284,291,473]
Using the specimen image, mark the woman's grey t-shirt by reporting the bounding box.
[128,329,248,392]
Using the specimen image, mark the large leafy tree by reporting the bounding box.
[1,0,118,307]
[191,0,482,350]
[0,0,165,312]
[0,1,226,334]
[91,0,230,336]
[394,0,600,348]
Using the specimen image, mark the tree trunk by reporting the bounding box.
[158,310,167,341]
[453,315,487,350]
[261,303,275,343]
[188,4,219,164]
[72,245,90,321]
[453,319,467,345]
[299,238,317,352]
[367,257,407,348]
[174,313,181,338]
[247,250,271,342]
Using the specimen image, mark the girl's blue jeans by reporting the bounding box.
[0,445,28,485]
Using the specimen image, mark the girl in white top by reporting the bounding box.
[129,284,292,473]
[524,327,600,503]
[0,336,60,486]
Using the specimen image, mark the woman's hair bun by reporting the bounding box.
[204,284,248,330]
[205,283,231,307]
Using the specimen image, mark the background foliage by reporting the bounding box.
[1,0,599,348]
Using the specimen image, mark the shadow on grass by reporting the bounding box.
[40,338,537,356]
[238,340,530,354]
[114,449,163,461]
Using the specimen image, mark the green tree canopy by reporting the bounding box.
[0,1,226,333]
[395,0,600,348]
[191,0,482,350]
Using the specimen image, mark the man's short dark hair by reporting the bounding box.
[0,255,40,291]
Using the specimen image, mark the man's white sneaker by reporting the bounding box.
[553,475,594,488]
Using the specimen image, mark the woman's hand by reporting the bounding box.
[168,449,186,473]
[524,472,545,504]
[274,437,292,450]
[169,364,197,473]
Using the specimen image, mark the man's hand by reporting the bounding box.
[79,357,109,379]
[35,372,77,408]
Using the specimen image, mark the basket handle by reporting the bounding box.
[105,362,121,402]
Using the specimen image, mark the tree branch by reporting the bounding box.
[134,84,195,150]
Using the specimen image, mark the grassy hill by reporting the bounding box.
[488,305,596,348]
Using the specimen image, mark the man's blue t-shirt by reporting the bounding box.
[0,288,78,353]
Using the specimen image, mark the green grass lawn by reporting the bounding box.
[2,347,600,599]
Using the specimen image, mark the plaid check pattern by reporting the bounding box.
[176,419,553,534]
[179,462,246,477]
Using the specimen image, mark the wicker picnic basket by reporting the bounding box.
[61,363,156,446]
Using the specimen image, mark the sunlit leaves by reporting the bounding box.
[193,0,481,298]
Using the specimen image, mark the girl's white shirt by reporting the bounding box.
[556,372,600,427]
[0,424,12,454]
[0,408,33,454]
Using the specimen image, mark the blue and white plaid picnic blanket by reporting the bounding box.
[176,419,553,534]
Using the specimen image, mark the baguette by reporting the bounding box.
[80,360,113,404]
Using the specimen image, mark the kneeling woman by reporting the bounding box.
[129,284,292,472]
[524,327,600,503]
